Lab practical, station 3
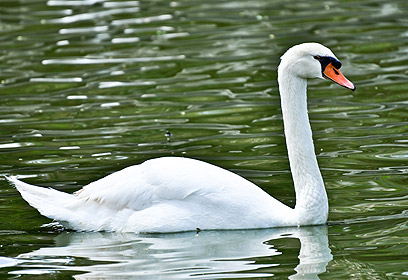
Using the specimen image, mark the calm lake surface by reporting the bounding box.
[0,0,407,279]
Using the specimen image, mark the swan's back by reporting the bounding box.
[10,157,294,232]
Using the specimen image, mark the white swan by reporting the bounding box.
[8,43,355,233]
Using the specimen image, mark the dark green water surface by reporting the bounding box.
[0,0,407,279]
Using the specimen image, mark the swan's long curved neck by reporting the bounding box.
[278,72,328,225]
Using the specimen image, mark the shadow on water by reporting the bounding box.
[4,226,331,279]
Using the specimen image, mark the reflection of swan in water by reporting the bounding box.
[11,226,332,279]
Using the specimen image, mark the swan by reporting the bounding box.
[8,43,355,233]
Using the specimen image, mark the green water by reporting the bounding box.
[0,0,407,279]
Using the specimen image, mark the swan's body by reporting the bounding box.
[9,43,355,233]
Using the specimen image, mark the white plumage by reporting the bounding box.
[8,43,355,232]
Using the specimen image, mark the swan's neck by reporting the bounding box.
[278,72,328,225]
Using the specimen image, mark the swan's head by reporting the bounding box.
[278,42,355,91]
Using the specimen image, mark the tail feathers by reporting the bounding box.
[7,176,76,221]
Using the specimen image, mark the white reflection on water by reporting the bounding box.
[11,226,332,279]
[47,0,106,6]
[50,7,141,24]
[42,55,186,65]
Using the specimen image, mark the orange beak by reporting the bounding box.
[323,63,355,91]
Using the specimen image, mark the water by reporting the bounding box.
[0,0,407,278]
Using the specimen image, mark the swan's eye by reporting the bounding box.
[313,55,321,60]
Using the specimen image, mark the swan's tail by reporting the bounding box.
[6,176,76,222]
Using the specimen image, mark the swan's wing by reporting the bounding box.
[74,157,268,211]
[71,157,291,231]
